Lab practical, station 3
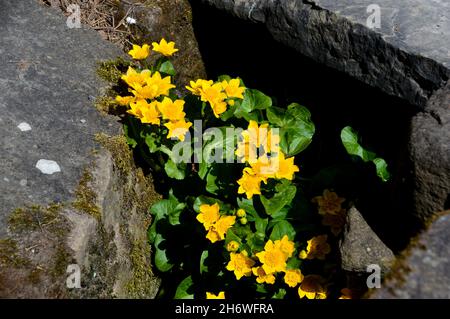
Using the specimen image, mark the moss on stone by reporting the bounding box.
[8,204,62,233]
[0,238,29,267]
[95,133,133,175]
[73,170,101,220]
[96,57,131,83]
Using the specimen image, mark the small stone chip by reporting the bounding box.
[35,159,61,175]
[17,122,32,131]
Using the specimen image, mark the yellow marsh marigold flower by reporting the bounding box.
[284,269,304,288]
[121,67,151,87]
[141,101,161,125]
[127,99,145,119]
[274,152,299,181]
[197,203,220,230]
[226,241,240,252]
[256,239,291,274]
[298,275,327,299]
[152,38,179,56]
[312,189,345,216]
[322,208,347,236]
[299,235,331,260]
[200,83,228,118]
[226,251,255,280]
[206,292,225,299]
[115,95,135,106]
[275,235,295,258]
[164,119,192,141]
[128,44,150,60]
[252,266,276,284]
[339,288,354,299]
[186,79,213,96]
[131,72,175,100]
[213,215,236,240]
[237,167,262,199]
[221,78,245,99]
[157,97,186,121]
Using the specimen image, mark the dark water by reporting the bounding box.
[189,0,421,251]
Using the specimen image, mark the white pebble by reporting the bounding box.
[3,177,9,182]
[36,159,61,175]
[20,179,27,186]
[126,17,137,25]
[18,122,32,131]
[80,119,86,124]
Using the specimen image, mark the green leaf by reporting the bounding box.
[154,234,174,272]
[270,220,296,241]
[198,161,209,180]
[200,250,209,275]
[340,126,391,182]
[149,192,185,229]
[240,89,272,112]
[159,60,176,76]
[268,104,315,157]
[164,159,186,180]
[272,288,287,299]
[123,123,138,148]
[193,196,223,213]
[144,132,159,153]
[260,181,297,215]
[174,276,194,299]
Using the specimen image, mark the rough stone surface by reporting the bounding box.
[370,211,450,299]
[0,0,161,298]
[409,81,450,222]
[201,0,449,108]
[340,206,395,275]
[121,0,207,88]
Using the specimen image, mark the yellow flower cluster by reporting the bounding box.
[312,189,347,236]
[226,251,255,280]
[197,203,236,243]
[298,275,328,299]
[299,235,331,260]
[236,121,299,199]
[206,291,225,299]
[116,41,193,141]
[186,78,246,118]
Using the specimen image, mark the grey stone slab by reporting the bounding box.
[0,0,122,236]
[370,211,450,298]
[201,0,450,108]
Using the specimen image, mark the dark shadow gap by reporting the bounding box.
[189,0,421,252]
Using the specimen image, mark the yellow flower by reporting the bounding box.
[141,101,161,125]
[115,95,135,106]
[121,67,151,87]
[255,239,289,274]
[339,288,353,299]
[312,189,345,216]
[152,38,179,56]
[164,119,192,141]
[197,203,220,230]
[299,235,331,260]
[206,292,225,299]
[249,156,276,182]
[131,72,175,100]
[226,251,255,280]
[275,235,295,258]
[200,83,228,118]
[236,209,246,218]
[221,79,245,99]
[206,229,221,243]
[274,152,299,180]
[284,269,304,288]
[127,99,145,119]
[226,241,240,252]
[322,208,347,236]
[252,266,276,284]
[128,44,150,60]
[237,167,262,199]
[157,97,186,121]
[214,215,236,240]
[298,275,327,299]
[186,79,213,96]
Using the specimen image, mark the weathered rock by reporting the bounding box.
[0,0,161,298]
[340,206,395,275]
[409,81,450,223]
[370,211,450,299]
[120,0,207,88]
[200,0,449,108]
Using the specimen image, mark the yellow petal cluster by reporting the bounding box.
[255,235,295,275]
[312,189,345,216]
[128,44,150,60]
[226,251,255,280]
[197,203,236,243]
[186,78,246,118]
[284,269,304,288]
[152,38,179,57]
[206,291,225,299]
[298,275,327,299]
[299,235,331,260]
